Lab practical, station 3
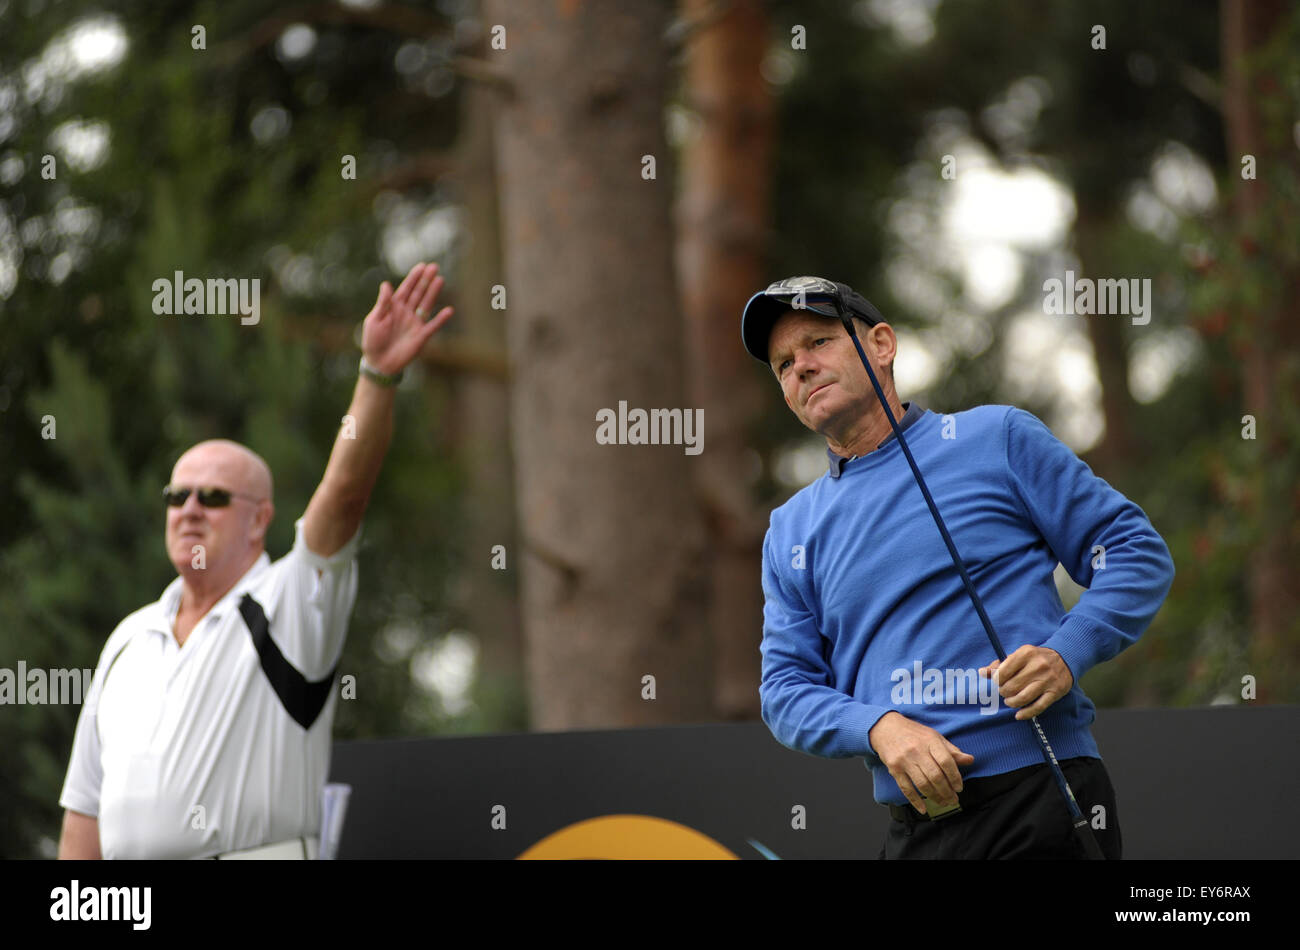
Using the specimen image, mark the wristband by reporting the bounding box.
[359,356,403,387]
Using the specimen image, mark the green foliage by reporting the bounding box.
[1,0,1293,859]
[0,0,490,858]
[759,0,1291,711]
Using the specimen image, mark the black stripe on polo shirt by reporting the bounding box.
[238,593,337,730]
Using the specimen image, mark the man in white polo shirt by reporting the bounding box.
[56,261,453,859]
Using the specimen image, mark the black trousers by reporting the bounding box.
[879,756,1122,859]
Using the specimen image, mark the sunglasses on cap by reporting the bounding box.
[163,485,261,508]
[760,276,881,322]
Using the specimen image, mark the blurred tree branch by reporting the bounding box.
[214,2,449,63]
[362,152,460,196]
[211,3,513,91]
[1178,62,1221,111]
[280,313,509,380]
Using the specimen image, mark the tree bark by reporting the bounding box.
[486,0,713,728]
[1073,208,1140,481]
[1220,0,1300,700]
[451,28,525,724]
[675,0,773,719]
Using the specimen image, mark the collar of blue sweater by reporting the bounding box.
[825,401,924,478]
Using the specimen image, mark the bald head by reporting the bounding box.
[171,440,273,503]
[166,440,275,589]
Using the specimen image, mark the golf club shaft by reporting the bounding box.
[838,314,1105,860]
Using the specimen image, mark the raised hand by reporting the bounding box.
[361,262,454,377]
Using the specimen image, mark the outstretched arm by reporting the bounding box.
[302,262,453,557]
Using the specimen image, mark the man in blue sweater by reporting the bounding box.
[742,277,1175,859]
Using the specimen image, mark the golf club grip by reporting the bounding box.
[839,316,1107,860]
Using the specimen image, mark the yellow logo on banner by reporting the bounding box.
[517,814,740,860]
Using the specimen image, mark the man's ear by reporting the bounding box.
[869,323,898,366]
[251,500,274,544]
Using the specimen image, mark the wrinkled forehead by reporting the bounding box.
[768,309,842,357]
[170,442,270,497]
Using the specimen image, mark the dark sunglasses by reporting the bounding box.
[163,485,261,508]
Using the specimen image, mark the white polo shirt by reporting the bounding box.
[59,518,360,859]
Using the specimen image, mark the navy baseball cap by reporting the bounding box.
[741,276,886,364]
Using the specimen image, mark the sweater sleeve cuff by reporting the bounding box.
[842,703,895,759]
[1042,611,1111,685]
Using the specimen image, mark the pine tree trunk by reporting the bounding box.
[675,0,773,719]
[452,32,525,725]
[1221,0,1300,700]
[1074,209,1139,481]
[486,0,714,728]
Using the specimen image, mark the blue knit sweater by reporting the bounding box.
[759,405,1175,805]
